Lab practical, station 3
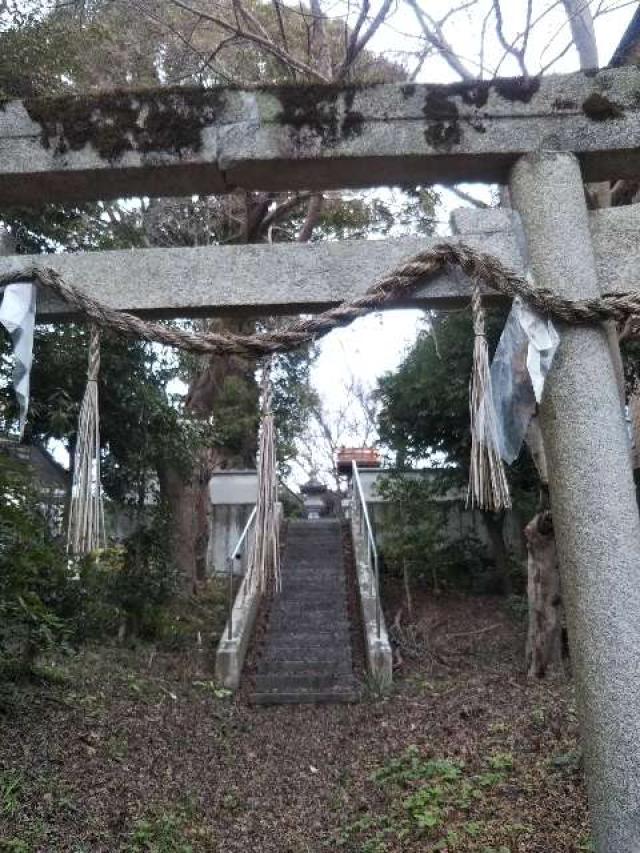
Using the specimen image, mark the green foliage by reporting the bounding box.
[376,310,538,594]
[271,349,318,475]
[0,2,102,100]
[376,473,490,592]
[378,312,494,469]
[0,771,24,818]
[337,746,527,852]
[114,511,180,639]
[66,508,180,641]
[309,188,438,242]
[0,325,196,506]
[126,799,213,853]
[377,310,538,500]
[0,453,70,672]
[0,447,182,676]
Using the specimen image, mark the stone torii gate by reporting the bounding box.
[2,66,640,852]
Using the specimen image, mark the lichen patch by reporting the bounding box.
[582,92,625,121]
[25,87,226,161]
[275,84,366,147]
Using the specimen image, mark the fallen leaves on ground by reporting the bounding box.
[0,591,589,852]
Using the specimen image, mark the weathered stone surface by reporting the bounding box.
[2,202,638,320]
[6,230,518,320]
[2,68,640,203]
[511,151,640,853]
[215,568,260,690]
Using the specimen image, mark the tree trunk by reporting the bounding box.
[157,462,198,591]
[158,319,259,591]
[523,422,565,677]
[525,509,563,678]
[483,511,512,596]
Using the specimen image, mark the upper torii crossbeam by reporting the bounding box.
[0,67,640,203]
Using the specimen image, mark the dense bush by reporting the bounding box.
[67,513,179,641]
[0,454,70,673]
[376,473,497,594]
[0,452,182,674]
[112,510,180,639]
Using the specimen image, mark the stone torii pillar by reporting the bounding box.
[510,151,640,853]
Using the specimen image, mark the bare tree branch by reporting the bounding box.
[449,186,490,209]
[259,193,314,233]
[405,0,474,80]
[341,0,369,75]
[336,0,394,80]
[560,0,599,68]
[166,0,330,81]
[128,0,242,84]
[271,0,289,55]
[309,0,332,78]
[492,0,529,76]
[297,193,324,243]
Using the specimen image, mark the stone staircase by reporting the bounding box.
[251,518,358,705]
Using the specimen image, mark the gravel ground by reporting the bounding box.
[0,590,589,852]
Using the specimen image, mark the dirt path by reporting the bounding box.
[0,594,588,852]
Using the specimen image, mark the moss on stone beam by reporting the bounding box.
[0,67,639,203]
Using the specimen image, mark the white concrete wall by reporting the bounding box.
[207,503,256,576]
[208,471,258,576]
[357,469,526,562]
[209,471,258,505]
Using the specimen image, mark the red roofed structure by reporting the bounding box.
[336,447,381,476]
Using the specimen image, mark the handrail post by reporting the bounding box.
[227,555,234,641]
[374,550,381,639]
[352,460,381,639]
[225,504,257,644]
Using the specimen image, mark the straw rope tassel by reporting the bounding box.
[468,285,511,512]
[67,324,105,555]
[246,361,281,595]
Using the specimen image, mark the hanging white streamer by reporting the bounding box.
[490,294,559,464]
[0,283,36,436]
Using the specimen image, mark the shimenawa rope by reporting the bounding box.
[468,284,512,512]
[7,240,632,514]
[245,361,281,593]
[67,324,106,554]
[7,242,640,359]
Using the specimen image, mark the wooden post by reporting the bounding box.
[510,151,640,853]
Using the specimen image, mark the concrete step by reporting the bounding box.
[275,581,345,594]
[258,657,351,674]
[268,605,348,619]
[279,572,342,584]
[275,581,345,591]
[281,572,343,581]
[252,685,358,705]
[282,562,343,572]
[255,673,353,693]
[269,598,346,614]
[261,630,350,648]
[275,586,345,599]
[260,640,350,658]
[280,571,343,581]
[266,616,349,634]
[246,519,355,705]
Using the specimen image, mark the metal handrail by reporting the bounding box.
[351,460,381,638]
[226,504,257,641]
